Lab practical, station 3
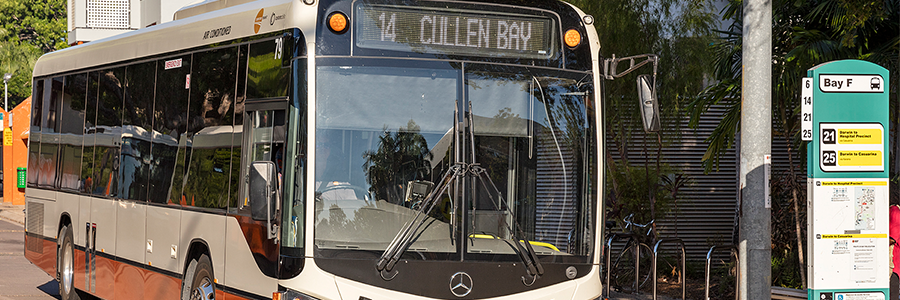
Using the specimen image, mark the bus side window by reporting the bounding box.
[247,38,290,99]
[59,73,87,192]
[182,46,238,209]
[81,72,99,194]
[229,44,248,211]
[27,79,44,187]
[150,55,191,205]
[93,68,124,198]
[37,77,63,189]
[120,61,156,201]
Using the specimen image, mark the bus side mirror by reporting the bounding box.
[636,74,660,133]
[249,161,279,239]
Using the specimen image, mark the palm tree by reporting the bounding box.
[689,0,899,288]
[660,172,692,237]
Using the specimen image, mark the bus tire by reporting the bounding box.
[182,254,215,300]
[57,225,80,300]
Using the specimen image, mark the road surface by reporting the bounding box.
[0,218,59,300]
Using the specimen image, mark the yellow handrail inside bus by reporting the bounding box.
[468,234,560,252]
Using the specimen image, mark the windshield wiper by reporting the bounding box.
[375,163,464,280]
[374,162,544,285]
[469,164,544,286]
[464,101,543,286]
[376,100,545,286]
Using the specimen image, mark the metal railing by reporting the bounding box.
[604,232,642,299]
[652,238,686,300]
[705,245,739,300]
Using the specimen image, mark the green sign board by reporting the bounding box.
[806,60,890,300]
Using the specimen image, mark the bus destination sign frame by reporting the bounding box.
[354,3,557,60]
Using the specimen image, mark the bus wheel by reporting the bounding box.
[57,225,80,300]
[182,254,215,300]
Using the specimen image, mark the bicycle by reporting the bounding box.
[608,213,656,293]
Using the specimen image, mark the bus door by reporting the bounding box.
[244,107,288,223]
[226,103,287,284]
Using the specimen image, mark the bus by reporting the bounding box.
[23,0,657,299]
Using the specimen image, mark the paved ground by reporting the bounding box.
[608,291,678,300]
[0,218,58,300]
[0,201,795,300]
[0,202,25,225]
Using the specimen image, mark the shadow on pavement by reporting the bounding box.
[38,280,59,298]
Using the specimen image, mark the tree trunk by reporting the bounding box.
[791,186,807,288]
[784,134,807,288]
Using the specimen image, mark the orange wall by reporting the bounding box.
[4,97,30,205]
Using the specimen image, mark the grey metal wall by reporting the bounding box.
[606,104,740,264]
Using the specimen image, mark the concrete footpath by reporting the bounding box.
[0,201,25,225]
[607,291,678,300]
[0,200,799,300]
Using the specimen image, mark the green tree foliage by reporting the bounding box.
[565,0,721,221]
[572,0,719,154]
[690,0,899,172]
[0,0,67,51]
[608,164,676,225]
[690,0,898,288]
[0,0,68,106]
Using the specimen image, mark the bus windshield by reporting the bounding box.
[313,58,595,261]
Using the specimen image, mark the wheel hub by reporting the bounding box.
[191,278,215,300]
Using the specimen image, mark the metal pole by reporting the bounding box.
[705,245,715,300]
[740,0,772,299]
[652,239,686,300]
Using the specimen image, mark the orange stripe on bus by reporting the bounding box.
[27,235,254,299]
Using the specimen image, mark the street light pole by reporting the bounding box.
[2,73,11,115]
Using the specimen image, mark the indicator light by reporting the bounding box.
[328,12,348,34]
[564,29,581,48]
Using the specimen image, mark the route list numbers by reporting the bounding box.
[801,77,813,141]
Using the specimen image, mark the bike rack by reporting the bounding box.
[604,232,641,299]
[704,245,739,300]
[652,238,685,300]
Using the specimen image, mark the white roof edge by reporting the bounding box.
[34,0,295,77]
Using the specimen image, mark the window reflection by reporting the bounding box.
[80,73,99,194]
[247,39,290,98]
[37,77,64,188]
[92,68,124,197]
[315,64,457,253]
[313,62,595,260]
[467,69,593,256]
[120,61,156,201]
[27,79,44,187]
[151,55,191,205]
[60,73,87,192]
[183,47,238,209]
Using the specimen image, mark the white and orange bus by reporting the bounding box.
[23,0,657,299]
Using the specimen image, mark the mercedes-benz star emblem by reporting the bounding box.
[449,272,473,297]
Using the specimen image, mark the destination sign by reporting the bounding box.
[820,123,884,172]
[355,4,555,59]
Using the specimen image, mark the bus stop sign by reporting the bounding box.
[806,60,890,300]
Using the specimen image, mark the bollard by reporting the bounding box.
[604,233,642,298]
[652,238,685,300]
[705,245,739,300]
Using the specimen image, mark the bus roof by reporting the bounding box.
[34,0,295,78]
